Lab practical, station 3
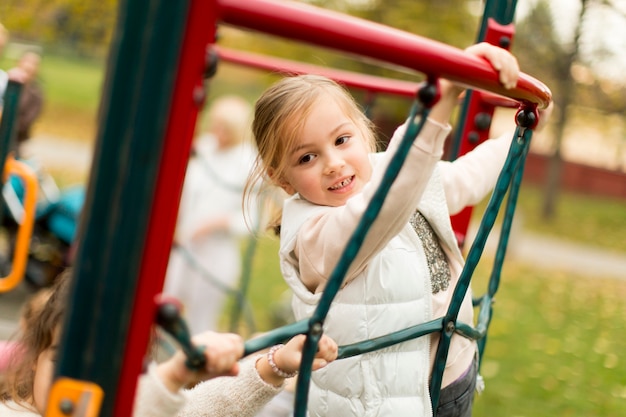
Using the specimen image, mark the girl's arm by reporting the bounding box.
[292,118,449,293]
[292,43,520,292]
[429,42,519,125]
[441,131,514,215]
[441,100,552,215]
[156,332,336,392]
[179,334,337,417]
[133,332,337,417]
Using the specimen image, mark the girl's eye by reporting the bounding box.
[298,154,315,165]
[336,136,349,146]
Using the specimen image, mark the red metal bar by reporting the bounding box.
[216,0,551,108]
[218,47,520,108]
[108,1,550,412]
[112,0,217,414]
[450,18,516,248]
[216,46,419,98]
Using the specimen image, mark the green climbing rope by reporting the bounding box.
[239,87,537,415]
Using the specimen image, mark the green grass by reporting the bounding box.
[219,234,626,416]
[225,235,626,417]
[37,55,104,112]
[221,234,291,336]
[471,259,626,417]
[2,54,105,141]
[516,185,626,253]
[472,183,626,254]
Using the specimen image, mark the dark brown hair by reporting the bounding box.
[0,270,72,404]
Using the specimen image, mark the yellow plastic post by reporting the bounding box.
[45,377,104,417]
[0,155,38,292]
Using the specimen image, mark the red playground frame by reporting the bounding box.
[97,0,551,414]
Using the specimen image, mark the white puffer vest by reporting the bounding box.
[279,168,461,417]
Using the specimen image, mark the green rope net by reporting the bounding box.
[238,82,537,416]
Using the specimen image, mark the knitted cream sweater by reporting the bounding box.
[0,356,284,417]
[135,356,284,417]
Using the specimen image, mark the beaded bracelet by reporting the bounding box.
[267,344,298,378]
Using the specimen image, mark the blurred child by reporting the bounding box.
[0,286,53,373]
[164,95,259,334]
[13,50,44,156]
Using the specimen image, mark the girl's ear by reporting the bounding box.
[268,168,296,195]
[279,179,296,196]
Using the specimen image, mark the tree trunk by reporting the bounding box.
[541,0,589,220]
[542,124,564,218]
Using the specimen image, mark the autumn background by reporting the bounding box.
[1,1,625,416]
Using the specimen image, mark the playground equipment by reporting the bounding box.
[1,163,83,288]
[0,0,550,416]
[0,80,39,293]
[0,79,83,293]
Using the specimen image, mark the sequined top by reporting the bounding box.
[410,210,451,294]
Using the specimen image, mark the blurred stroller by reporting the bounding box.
[1,158,84,289]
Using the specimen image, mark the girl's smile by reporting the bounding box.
[328,175,354,192]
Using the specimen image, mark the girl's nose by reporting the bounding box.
[324,151,345,175]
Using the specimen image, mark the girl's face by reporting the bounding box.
[277,97,372,207]
[32,331,59,414]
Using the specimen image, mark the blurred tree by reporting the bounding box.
[0,0,116,58]
[222,0,481,138]
[515,0,626,219]
[513,0,584,220]
[50,0,117,57]
[351,0,480,47]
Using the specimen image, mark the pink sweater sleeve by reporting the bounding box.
[439,131,514,215]
[294,119,451,293]
[133,362,188,417]
[133,357,283,417]
[178,356,283,417]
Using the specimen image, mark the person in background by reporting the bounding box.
[164,95,259,335]
[12,50,44,156]
[0,23,10,111]
[0,26,31,121]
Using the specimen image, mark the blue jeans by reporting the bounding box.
[435,356,478,417]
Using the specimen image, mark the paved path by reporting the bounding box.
[466,223,626,280]
[508,232,626,279]
[20,135,94,177]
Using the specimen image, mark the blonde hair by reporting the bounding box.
[244,74,377,235]
[204,95,252,147]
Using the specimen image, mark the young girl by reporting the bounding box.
[0,270,338,416]
[246,42,520,417]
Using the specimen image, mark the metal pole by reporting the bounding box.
[53,0,194,415]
